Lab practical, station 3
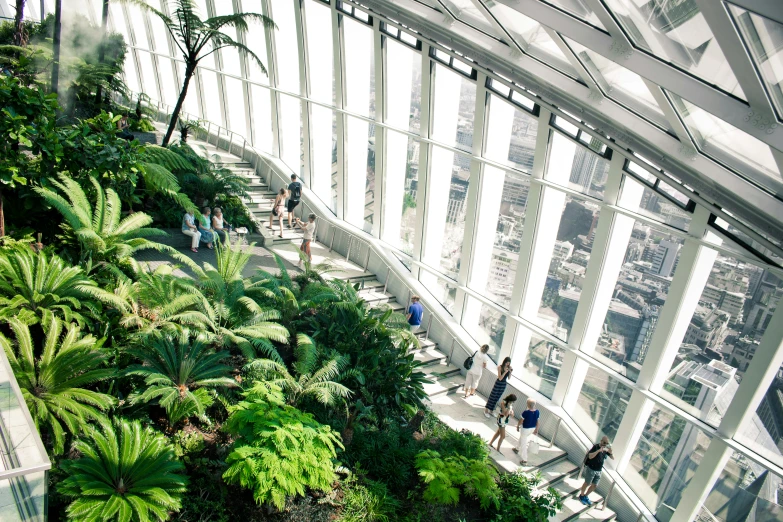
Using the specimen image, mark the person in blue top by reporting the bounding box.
[406,295,423,332]
[513,398,540,465]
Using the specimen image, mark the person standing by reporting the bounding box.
[578,436,613,506]
[294,214,316,268]
[269,188,287,238]
[406,296,424,332]
[484,357,512,417]
[287,174,302,229]
[463,344,490,399]
[513,398,540,465]
[488,394,517,452]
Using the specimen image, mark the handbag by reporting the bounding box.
[463,350,478,370]
[529,437,540,455]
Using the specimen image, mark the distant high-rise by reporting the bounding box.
[651,240,681,277]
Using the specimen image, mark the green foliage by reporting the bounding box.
[415,450,500,511]
[125,329,236,425]
[0,314,115,454]
[342,424,420,492]
[340,478,401,522]
[493,471,562,522]
[58,418,188,521]
[0,246,127,327]
[222,382,343,510]
[172,430,206,462]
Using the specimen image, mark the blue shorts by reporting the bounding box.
[583,467,602,485]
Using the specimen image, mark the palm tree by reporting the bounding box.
[125,329,236,425]
[0,315,116,454]
[58,418,188,521]
[137,0,274,146]
[246,335,352,408]
[0,247,128,327]
[35,174,196,274]
[193,238,289,360]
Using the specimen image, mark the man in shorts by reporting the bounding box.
[579,435,613,506]
[287,174,302,229]
[295,214,316,268]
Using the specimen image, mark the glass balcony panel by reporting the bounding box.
[574,366,633,441]
[602,0,745,99]
[382,131,420,256]
[626,406,712,519]
[545,131,609,199]
[305,0,334,105]
[541,0,606,31]
[669,92,781,195]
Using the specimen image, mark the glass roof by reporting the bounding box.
[541,0,607,31]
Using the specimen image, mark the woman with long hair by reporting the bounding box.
[489,394,517,452]
[484,357,512,417]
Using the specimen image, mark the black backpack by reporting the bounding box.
[290,182,302,201]
[463,350,478,370]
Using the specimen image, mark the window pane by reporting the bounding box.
[177,61,199,118]
[242,0,270,85]
[626,407,712,519]
[278,94,302,173]
[271,0,300,92]
[534,193,601,341]
[126,4,149,50]
[224,77,246,135]
[621,176,691,230]
[250,85,273,153]
[431,64,476,151]
[511,331,561,399]
[464,297,506,355]
[574,366,633,441]
[382,131,420,255]
[484,95,538,172]
[212,0,241,77]
[137,50,159,100]
[156,58,178,107]
[541,0,606,30]
[386,38,422,134]
[419,272,457,315]
[148,7,170,53]
[310,105,336,213]
[364,123,377,234]
[546,131,609,199]
[199,68,222,125]
[305,0,334,104]
[343,16,375,119]
[344,116,373,228]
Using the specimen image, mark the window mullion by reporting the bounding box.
[263,0,281,158]
[410,43,433,279]
[332,3,346,220]
[372,19,384,239]
[294,0,312,187]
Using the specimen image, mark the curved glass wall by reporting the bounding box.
[109,1,783,520]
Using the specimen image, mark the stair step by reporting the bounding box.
[423,373,465,397]
[552,491,605,522]
[344,273,377,283]
[353,279,385,291]
[413,348,447,367]
[571,507,616,522]
[369,300,405,313]
[536,458,581,489]
[360,290,394,304]
[421,360,461,379]
[552,473,585,500]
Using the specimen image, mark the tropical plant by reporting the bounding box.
[246,334,352,408]
[0,246,128,326]
[193,238,289,360]
[340,478,401,522]
[137,0,275,146]
[58,418,188,521]
[493,471,562,522]
[0,314,115,454]
[222,382,343,510]
[177,117,202,143]
[35,174,194,274]
[414,449,500,511]
[125,329,236,425]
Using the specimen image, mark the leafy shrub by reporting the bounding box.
[492,471,562,522]
[342,424,420,492]
[340,479,401,522]
[415,450,500,511]
[58,419,188,521]
[222,382,344,510]
[173,430,206,462]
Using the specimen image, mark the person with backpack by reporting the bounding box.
[287,174,302,229]
[513,398,540,465]
[579,436,613,506]
[488,394,517,452]
[463,344,490,399]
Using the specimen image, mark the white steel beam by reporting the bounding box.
[332,3,345,220]
[262,0,281,157]
[293,0,312,187]
[544,27,603,98]
[411,42,434,275]
[371,17,385,239]
[729,0,783,26]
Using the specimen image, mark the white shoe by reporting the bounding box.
[484,412,491,418]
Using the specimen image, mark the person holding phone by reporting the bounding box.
[484,357,512,418]
[579,436,613,506]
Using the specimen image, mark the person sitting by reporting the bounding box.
[198,207,215,249]
[211,207,232,244]
[182,209,201,253]
[117,113,133,140]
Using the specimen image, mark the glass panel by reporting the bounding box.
[702,451,783,521]
[626,407,712,519]
[383,131,420,255]
[546,131,609,200]
[224,77,246,134]
[484,95,538,172]
[136,50,159,99]
[305,0,334,104]
[199,68,222,125]
[512,331,561,399]
[574,366,633,441]
[566,37,673,131]
[242,0,270,85]
[431,64,476,151]
[110,3,131,49]
[386,38,423,134]
[464,297,507,355]
[148,6,171,53]
[155,58,178,107]
[670,92,781,194]
[278,94,302,173]
[309,105,336,213]
[447,0,502,38]
[420,272,458,315]
[729,5,783,120]
[126,3,149,49]
[430,148,471,279]
[364,123,377,234]
[271,0,300,92]
[602,0,745,99]
[535,193,601,341]
[177,61,199,118]
[343,16,375,119]
[661,252,782,428]
[541,0,606,30]
[213,0,242,77]
[250,85,273,153]
[620,175,692,230]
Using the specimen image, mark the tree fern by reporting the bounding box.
[58,419,188,521]
[415,450,500,510]
[222,383,343,510]
[0,314,115,454]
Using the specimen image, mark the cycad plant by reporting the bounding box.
[246,334,352,408]
[0,246,128,327]
[138,0,275,146]
[35,174,193,274]
[0,315,115,454]
[58,419,188,521]
[125,329,236,425]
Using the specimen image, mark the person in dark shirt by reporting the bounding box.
[513,398,540,465]
[287,174,302,229]
[579,435,613,506]
[406,295,423,332]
